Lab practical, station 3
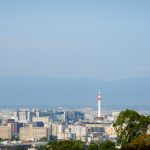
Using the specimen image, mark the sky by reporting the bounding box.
[0,0,150,81]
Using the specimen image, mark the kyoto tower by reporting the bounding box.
[97,91,102,118]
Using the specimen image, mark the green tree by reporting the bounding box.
[0,138,4,142]
[39,136,48,142]
[128,134,150,150]
[43,140,85,150]
[11,135,19,141]
[71,140,83,150]
[99,141,116,150]
[87,142,99,150]
[113,109,150,149]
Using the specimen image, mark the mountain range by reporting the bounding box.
[0,77,150,109]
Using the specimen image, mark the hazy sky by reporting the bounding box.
[0,0,150,81]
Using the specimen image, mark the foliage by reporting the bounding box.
[99,140,116,150]
[128,134,150,150]
[43,140,85,150]
[39,136,48,142]
[49,135,57,142]
[40,140,116,150]
[87,142,99,150]
[113,109,150,149]
[15,147,25,150]
[11,135,19,141]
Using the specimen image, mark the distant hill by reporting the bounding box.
[0,77,150,108]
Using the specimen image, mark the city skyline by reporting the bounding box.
[0,1,150,149]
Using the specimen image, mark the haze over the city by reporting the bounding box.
[0,1,150,107]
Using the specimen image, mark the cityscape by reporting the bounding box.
[0,0,150,150]
[0,92,149,149]
[0,92,120,149]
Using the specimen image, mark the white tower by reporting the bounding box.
[97,91,102,118]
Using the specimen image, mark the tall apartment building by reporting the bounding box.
[68,125,88,139]
[65,111,84,123]
[0,125,11,139]
[17,109,30,123]
[19,124,48,141]
[50,122,75,140]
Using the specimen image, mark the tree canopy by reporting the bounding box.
[39,140,116,150]
[42,140,85,150]
[99,140,116,150]
[113,109,150,149]
[128,134,150,150]
[87,142,99,150]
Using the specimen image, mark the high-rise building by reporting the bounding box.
[52,111,65,122]
[0,125,11,139]
[65,111,84,123]
[35,109,40,117]
[17,109,30,123]
[19,124,48,141]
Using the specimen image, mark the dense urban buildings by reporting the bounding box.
[0,93,149,150]
[0,93,118,146]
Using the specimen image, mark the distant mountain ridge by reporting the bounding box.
[0,77,150,107]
